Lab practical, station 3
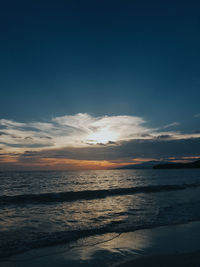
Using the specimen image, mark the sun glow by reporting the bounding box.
[86,128,118,144]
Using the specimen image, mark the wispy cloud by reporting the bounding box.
[0,113,200,152]
[194,113,200,118]
[0,113,156,151]
[162,122,180,129]
[0,113,200,170]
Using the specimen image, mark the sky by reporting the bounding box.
[0,0,200,170]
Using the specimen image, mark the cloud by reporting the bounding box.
[0,119,26,128]
[1,136,199,170]
[0,113,157,151]
[0,113,200,153]
[162,122,180,129]
[194,113,200,118]
[53,113,153,143]
[0,113,200,170]
[17,137,200,161]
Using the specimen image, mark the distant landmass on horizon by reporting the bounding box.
[153,159,200,169]
[117,160,200,170]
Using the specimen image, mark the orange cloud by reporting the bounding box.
[36,158,132,170]
[0,154,132,171]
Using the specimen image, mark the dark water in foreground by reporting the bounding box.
[0,169,200,258]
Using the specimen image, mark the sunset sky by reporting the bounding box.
[0,0,200,170]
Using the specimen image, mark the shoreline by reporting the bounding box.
[1,221,200,266]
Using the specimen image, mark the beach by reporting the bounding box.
[1,221,200,266]
[117,250,200,267]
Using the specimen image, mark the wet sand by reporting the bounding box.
[1,221,200,266]
[116,250,200,267]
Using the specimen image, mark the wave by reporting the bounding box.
[1,215,200,259]
[0,183,199,206]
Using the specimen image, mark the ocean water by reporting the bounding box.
[0,169,200,258]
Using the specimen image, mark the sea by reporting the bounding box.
[0,169,200,258]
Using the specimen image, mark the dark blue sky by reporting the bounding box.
[1,0,200,132]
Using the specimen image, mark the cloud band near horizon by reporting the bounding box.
[0,113,200,170]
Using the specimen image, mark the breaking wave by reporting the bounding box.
[0,183,199,206]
